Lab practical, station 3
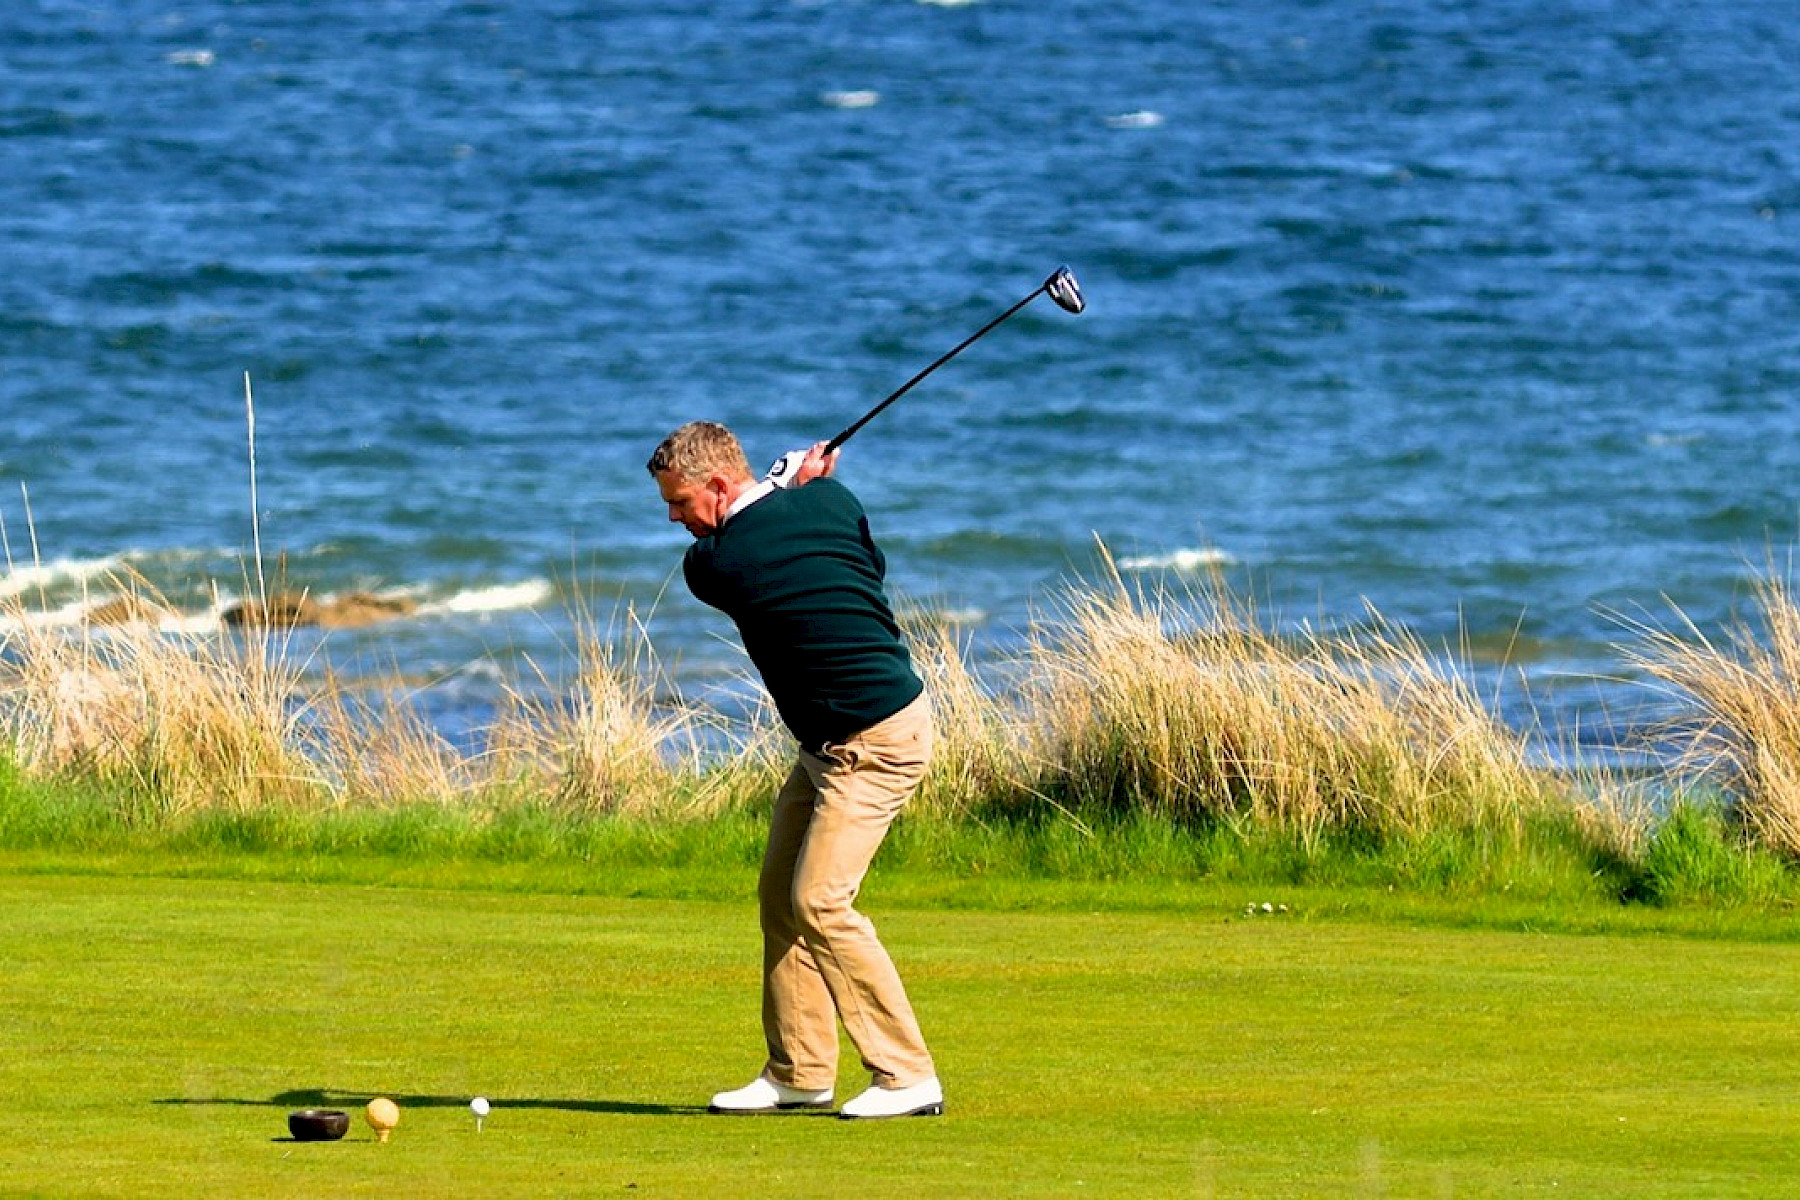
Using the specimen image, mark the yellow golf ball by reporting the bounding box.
[365,1097,400,1140]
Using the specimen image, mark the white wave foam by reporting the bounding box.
[0,594,230,637]
[0,573,556,634]
[158,608,230,636]
[0,599,92,631]
[822,90,880,109]
[418,579,555,617]
[123,545,238,564]
[1106,110,1165,130]
[0,546,250,603]
[0,555,126,600]
[1117,547,1236,572]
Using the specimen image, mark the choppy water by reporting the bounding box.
[4,0,1799,762]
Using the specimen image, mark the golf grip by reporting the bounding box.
[823,282,1050,454]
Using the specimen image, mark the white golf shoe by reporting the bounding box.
[838,1076,944,1120]
[707,1076,834,1114]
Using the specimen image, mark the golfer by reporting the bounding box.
[647,420,943,1121]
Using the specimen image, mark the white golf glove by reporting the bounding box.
[765,448,809,488]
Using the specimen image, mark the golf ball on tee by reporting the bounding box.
[365,1097,400,1142]
[471,1097,490,1117]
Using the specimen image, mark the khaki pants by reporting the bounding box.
[759,693,936,1091]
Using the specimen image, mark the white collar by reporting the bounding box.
[725,478,777,520]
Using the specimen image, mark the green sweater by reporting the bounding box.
[683,478,923,751]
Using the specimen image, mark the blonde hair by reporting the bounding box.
[646,421,753,483]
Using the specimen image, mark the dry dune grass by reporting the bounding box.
[0,606,316,816]
[1624,574,1800,858]
[902,613,1027,822]
[481,610,720,819]
[16,552,1800,866]
[0,582,720,821]
[1015,556,1562,844]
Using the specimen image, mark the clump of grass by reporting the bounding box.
[483,609,719,819]
[301,679,475,809]
[1629,798,1798,905]
[692,692,790,818]
[902,613,1026,822]
[0,585,731,828]
[1018,552,1565,847]
[0,584,320,817]
[1624,575,1800,858]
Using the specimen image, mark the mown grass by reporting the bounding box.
[2,871,1798,1199]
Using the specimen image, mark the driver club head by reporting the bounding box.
[1044,266,1085,314]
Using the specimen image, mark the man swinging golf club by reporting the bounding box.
[644,267,1081,1121]
[647,424,943,1120]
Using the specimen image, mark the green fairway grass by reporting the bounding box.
[3,869,1798,1198]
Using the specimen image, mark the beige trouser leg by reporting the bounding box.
[759,694,936,1091]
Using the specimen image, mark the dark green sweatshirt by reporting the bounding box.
[682,477,923,751]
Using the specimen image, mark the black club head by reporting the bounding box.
[1045,266,1085,315]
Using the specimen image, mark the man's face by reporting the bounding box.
[656,468,729,539]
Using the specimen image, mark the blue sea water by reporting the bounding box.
[3,0,1799,761]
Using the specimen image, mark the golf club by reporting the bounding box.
[826,265,1085,453]
[766,266,1085,484]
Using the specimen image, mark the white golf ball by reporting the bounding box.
[471,1097,491,1117]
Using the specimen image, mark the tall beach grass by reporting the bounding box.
[0,553,1796,902]
[1625,572,1800,859]
[1013,554,1562,846]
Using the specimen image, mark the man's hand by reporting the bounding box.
[766,441,839,488]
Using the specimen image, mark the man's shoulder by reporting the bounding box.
[727,475,859,520]
[681,536,715,574]
[791,476,861,513]
[707,478,862,552]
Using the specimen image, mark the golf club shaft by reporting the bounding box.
[823,281,1051,455]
